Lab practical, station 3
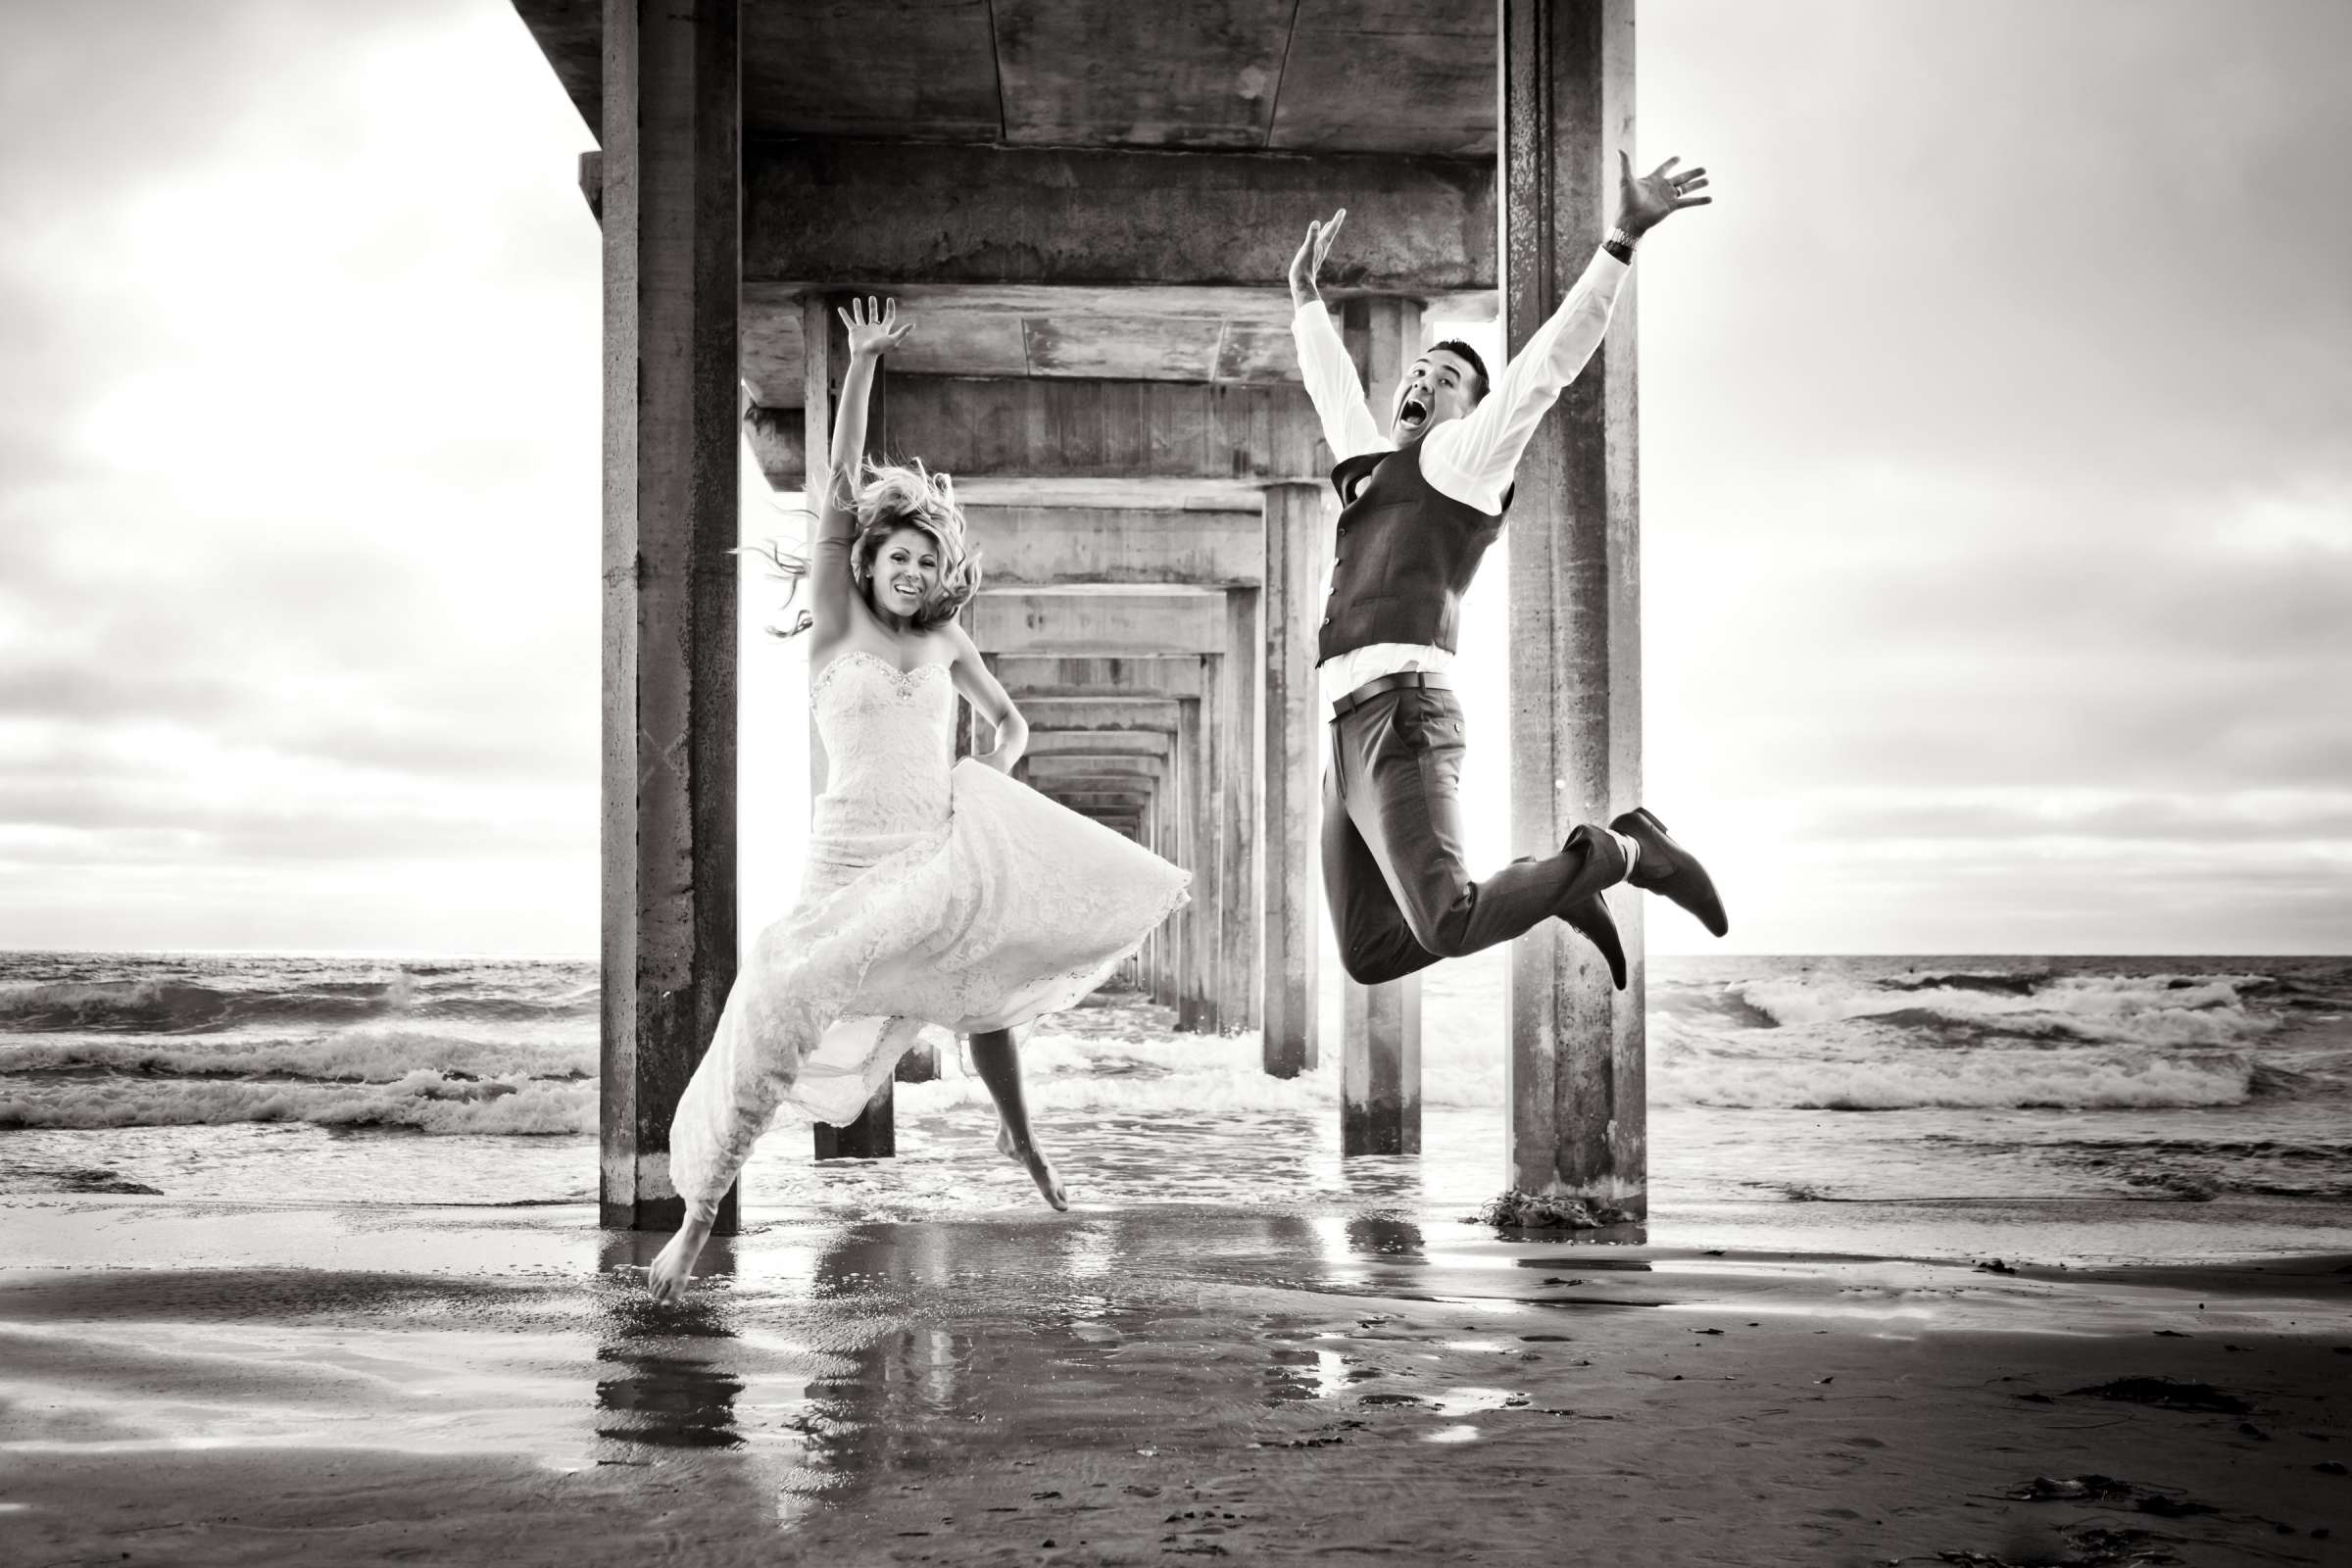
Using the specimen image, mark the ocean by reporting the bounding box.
[5,948,2348,1266]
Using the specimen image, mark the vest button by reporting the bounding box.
[1320,616,1332,626]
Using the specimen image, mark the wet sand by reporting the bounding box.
[2,1199,2346,1568]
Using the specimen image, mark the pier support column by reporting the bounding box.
[1342,971,1421,1154]
[1260,483,1322,1077]
[1177,687,1216,1032]
[599,0,741,1234]
[1196,651,1230,1035]
[1499,0,1644,1217]
[1146,788,1170,1003]
[1221,590,1261,1036]
[1344,297,1427,420]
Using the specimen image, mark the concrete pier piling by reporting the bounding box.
[1260,483,1322,1077]
[595,0,741,1232]
[1501,0,1646,1219]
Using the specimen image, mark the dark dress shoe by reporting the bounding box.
[1610,807,1729,937]
[1558,894,1628,991]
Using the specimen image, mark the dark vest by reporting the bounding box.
[1315,437,1510,666]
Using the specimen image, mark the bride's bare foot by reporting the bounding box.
[998,1122,1069,1212]
[646,1209,715,1302]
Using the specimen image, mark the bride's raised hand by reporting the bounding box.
[839,295,914,360]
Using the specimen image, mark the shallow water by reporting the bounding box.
[4,947,2348,1267]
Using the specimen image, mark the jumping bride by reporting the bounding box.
[648,297,1190,1301]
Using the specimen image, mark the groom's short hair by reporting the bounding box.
[1428,339,1490,401]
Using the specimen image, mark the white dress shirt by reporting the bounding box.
[1294,247,1630,710]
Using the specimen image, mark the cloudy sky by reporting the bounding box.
[1,0,2344,956]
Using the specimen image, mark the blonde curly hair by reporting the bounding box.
[737,459,983,639]
[846,460,982,629]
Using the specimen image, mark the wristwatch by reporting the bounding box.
[1603,225,1638,264]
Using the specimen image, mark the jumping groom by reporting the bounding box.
[1291,151,1728,991]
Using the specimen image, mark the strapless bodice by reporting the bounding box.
[808,651,956,858]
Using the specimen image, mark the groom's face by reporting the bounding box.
[1391,348,1481,442]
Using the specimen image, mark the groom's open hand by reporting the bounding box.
[1616,152,1711,238]
[1287,208,1347,307]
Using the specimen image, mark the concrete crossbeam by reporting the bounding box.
[746,140,1494,293]
[988,656,1208,702]
[1045,789,1152,810]
[736,285,1493,409]
[1022,732,1174,763]
[972,588,1230,659]
[881,377,1328,484]
[517,0,1502,159]
[1014,696,1183,733]
[963,508,1262,588]
[745,379,1329,491]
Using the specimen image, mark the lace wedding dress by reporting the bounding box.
[668,650,1191,1207]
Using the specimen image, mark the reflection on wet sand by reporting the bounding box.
[7,1198,2347,1565]
[593,1231,744,1450]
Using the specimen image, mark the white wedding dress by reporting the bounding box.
[667,649,1191,1207]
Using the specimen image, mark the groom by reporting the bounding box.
[1290,151,1727,992]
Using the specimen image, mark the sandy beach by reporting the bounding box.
[4,1195,2345,1567]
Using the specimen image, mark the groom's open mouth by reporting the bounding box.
[1396,394,1430,433]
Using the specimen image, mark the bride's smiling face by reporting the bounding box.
[869,524,942,618]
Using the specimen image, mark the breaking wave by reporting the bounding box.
[1721,969,2279,1052]
[0,1025,593,1084]
[0,1071,594,1135]
[1647,1039,2261,1111]
[0,974,597,1035]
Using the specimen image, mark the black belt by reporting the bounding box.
[1330,669,1450,721]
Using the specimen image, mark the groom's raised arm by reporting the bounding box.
[1419,249,1628,503]
[1287,210,1388,465]
[1425,151,1712,511]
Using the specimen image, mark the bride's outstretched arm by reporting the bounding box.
[808,297,913,640]
[945,620,1027,773]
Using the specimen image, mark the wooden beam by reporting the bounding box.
[1501,0,1643,1220]
[600,0,740,1235]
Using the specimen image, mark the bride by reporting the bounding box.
[648,297,1191,1301]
